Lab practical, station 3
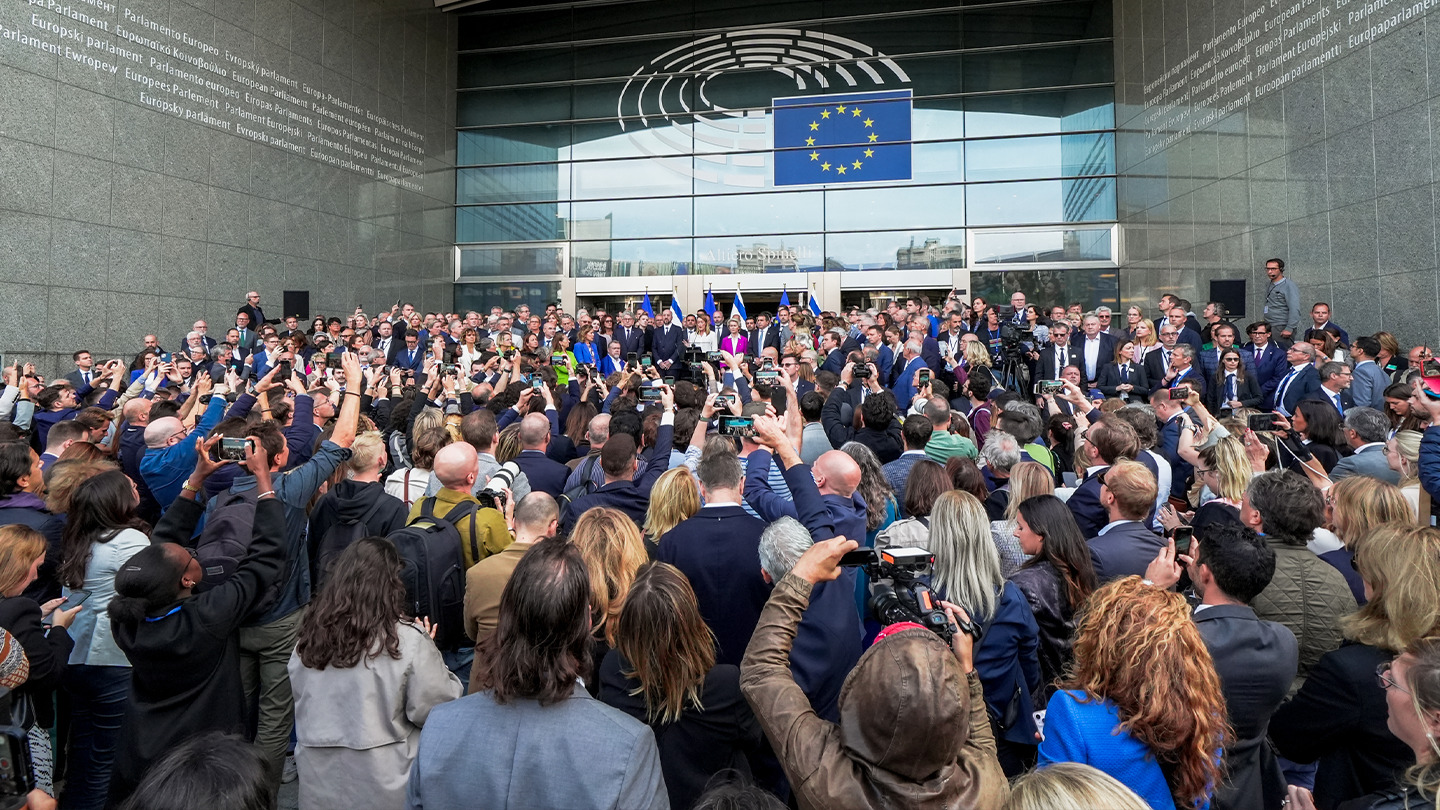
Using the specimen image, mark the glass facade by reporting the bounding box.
[454,0,1116,307]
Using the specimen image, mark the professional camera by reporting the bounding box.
[840,547,977,643]
[477,462,519,511]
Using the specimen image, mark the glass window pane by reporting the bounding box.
[963,0,1110,49]
[824,13,961,55]
[569,120,695,160]
[965,87,1114,138]
[962,42,1113,94]
[825,185,963,231]
[693,191,823,236]
[694,234,824,274]
[965,133,1112,181]
[460,246,566,277]
[571,157,693,199]
[967,178,1114,226]
[458,86,570,127]
[570,197,694,239]
[457,203,569,243]
[913,141,965,183]
[458,165,567,204]
[571,239,692,278]
[458,126,571,166]
[973,228,1112,264]
[455,281,563,315]
[459,50,573,89]
[913,97,965,141]
[970,268,1119,312]
[459,10,571,49]
[825,229,966,270]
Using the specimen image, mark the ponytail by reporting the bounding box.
[108,545,184,625]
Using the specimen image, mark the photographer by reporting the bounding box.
[739,536,1009,810]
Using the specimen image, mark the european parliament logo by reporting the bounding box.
[773,90,912,186]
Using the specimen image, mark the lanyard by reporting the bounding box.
[145,604,182,622]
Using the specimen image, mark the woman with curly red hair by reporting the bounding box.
[1038,576,1227,810]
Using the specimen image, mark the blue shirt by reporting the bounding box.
[139,396,227,509]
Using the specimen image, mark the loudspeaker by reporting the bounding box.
[283,290,310,320]
[1209,280,1246,320]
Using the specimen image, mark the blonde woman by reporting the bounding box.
[1004,762,1149,810]
[569,507,648,692]
[688,316,717,353]
[1132,320,1159,356]
[1319,476,1413,605]
[1386,429,1428,522]
[643,468,700,552]
[988,461,1054,577]
[961,339,995,393]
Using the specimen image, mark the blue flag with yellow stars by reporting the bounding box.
[773,90,912,186]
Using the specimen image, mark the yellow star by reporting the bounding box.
[852,108,862,117]
[836,165,846,174]
[805,136,815,146]
[809,151,819,160]
[863,148,874,157]
[809,122,819,131]
[820,162,830,171]
[836,104,846,113]
[867,133,878,142]
[820,110,830,119]
[853,160,862,169]
[863,118,874,127]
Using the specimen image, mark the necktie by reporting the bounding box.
[1334,392,1344,414]
[1121,365,1129,384]
[1057,348,1066,372]
[1227,374,1235,402]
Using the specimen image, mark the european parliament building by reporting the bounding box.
[3,0,1438,363]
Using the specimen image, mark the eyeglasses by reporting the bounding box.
[1195,467,1217,476]
[1377,662,1410,694]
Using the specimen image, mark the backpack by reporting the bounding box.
[388,499,478,651]
[557,455,600,513]
[311,497,387,592]
[194,488,283,614]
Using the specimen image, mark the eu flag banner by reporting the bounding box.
[773,90,912,187]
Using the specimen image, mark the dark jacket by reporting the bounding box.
[0,596,74,727]
[1096,361,1151,400]
[1006,561,1076,697]
[1270,643,1415,810]
[970,582,1042,747]
[108,495,287,804]
[1205,371,1263,413]
[306,480,409,584]
[0,493,64,603]
[559,423,673,534]
[739,574,1009,810]
[656,506,771,667]
[1193,604,1298,810]
[599,653,761,810]
[1086,520,1165,581]
[1337,785,1437,810]
[1251,537,1358,695]
[1066,468,1108,538]
[820,388,902,463]
[1276,364,1323,416]
[513,449,571,499]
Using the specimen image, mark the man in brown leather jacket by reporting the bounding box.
[740,536,1010,810]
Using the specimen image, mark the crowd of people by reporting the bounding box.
[0,261,1439,810]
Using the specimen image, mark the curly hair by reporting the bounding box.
[569,507,648,645]
[295,537,408,669]
[1065,577,1227,809]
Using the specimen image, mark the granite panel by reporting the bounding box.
[1325,123,1377,211]
[1286,142,1329,221]
[53,86,115,162]
[1376,186,1436,275]
[0,137,55,217]
[51,152,112,226]
[1283,74,1326,151]
[108,228,167,297]
[253,0,294,48]
[1328,202,1380,283]
[1373,103,1433,198]
[0,66,56,144]
[1379,268,1440,337]
[1286,213,1333,286]
[1372,22,1428,119]
[1330,278,1383,339]
[51,220,111,292]
[110,104,170,174]
[1247,158,1288,228]
[0,283,51,353]
[1324,51,1375,136]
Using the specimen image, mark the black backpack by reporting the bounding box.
[557,455,599,513]
[388,499,478,651]
[311,498,387,592]
[193,488,288,613]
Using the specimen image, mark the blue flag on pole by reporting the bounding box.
[773,90,912,187]
[731,291,747,324]
[779,288,791,308]
[808,294,822,317]
[671,296,684,323]
[704,288,715,318]
[640,291,654,318]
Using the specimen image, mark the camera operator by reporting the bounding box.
[739,536,1009,810]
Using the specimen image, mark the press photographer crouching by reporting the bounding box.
[739,536,1008,810]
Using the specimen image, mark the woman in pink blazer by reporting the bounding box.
[720,318,748,357]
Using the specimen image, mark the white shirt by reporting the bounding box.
[1084,336,1102,379]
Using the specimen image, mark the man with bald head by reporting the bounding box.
[745,415,867,543]
[119,397,161,521]
[512,412,571,498]
[464,492,559,644]
[408,441,512,571]
[139,384,228,509]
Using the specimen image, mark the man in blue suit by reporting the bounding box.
[890,341,928,412]
[1330,407,1401,484]
[1067,414,1141,537]
[649,308,686,372]
[655,448,771,667]
[1272,342,1322,417]
[1164,345,1206,400]
[1152,388,1195,501]
[611,310,644,359]
[1348,336,1391,410]
[865,326,894,384]
[512,413,571,499]
[392,332,424,372]
[1085,458,1165,581]
[1244,322,1290,409]
[1163,306,1205,355]
[818,330,846,375]
[747,312,783,357]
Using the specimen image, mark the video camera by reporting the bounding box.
[840,547,978,643]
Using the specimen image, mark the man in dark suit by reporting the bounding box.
[1272,343,1323,417]
[1330,407,1401,484]
[239,291,279,328]
[818,331,846,375]
[1148,523,1298,810]
[747,312,782,357]
[512,413,571,499]
[1316,361,1357,416]
[183,320,217,354]
[1085,458,1165,580]
[1152,388,1195,500]
[372,320,401,363]
[1069,314,1117,387]
[1198,323,1258,380]
[649,308,686,372]
[1067,415,1141,537]
[1036,322,1073,381]
[558,425,672,534]
[611,311,644,360]
[1163,345,1206,400]
[1244,323,1289,407]
[1163,305,1204,355]
[655,449,771,667]
[62,349,98,391]
[1153,294,1204,337]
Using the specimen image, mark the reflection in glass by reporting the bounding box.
[458,165,566,205]
[694,234,824,274]
[973,228,1111,264]
[571,157,693,199]
[458,127,569,166]
[964,87,1114,138]
[571,197,693,239]
[825,229,966,270]
[571,239,692,278]
[457,203,569,243]
[460,246,566,277]
[970,268,1118,312]
[694,191,823,236]
[966,133,1113,181]
[455,281,562,314]
[967,178,1115,226]
[825,185,964,232]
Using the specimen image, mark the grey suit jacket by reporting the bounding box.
[1350,361,1390,410]
[1087,520,1165,581]
[1329,444,1401,485]
[406,684,669,810]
